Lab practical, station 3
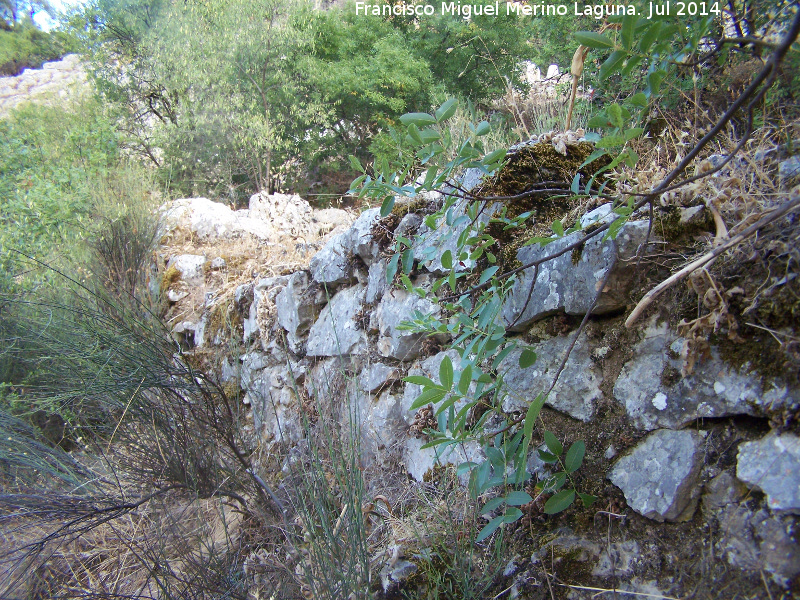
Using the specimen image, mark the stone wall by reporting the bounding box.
[164,143,800,592]
[0,54,87,117]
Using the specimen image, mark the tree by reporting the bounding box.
[292,4,434,171]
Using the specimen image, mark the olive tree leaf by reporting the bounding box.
[564,440,586,473]
[439,355,453,390]
[435,98,458,123]
[543,430,563,456]
[544,489,576,514]
[505,491,533,506]
[476,515,504,542]
[574,31,615,49]
[400,112,436,127]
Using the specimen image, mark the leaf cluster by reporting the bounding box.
[350,100,598,542]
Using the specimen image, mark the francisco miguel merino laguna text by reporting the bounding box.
[354,2,641,20]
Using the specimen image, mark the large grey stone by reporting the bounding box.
[500,336,602,422]
[306,285,367,357]
[359,363,398,394]
[502,220,652,331]
[240,351,271,391]
[165,197,275,241]
[345,208,382,266]
[394,212,423,240]
[248,192,313,237]
[167,254,206,286]
[357,389,407,469]
[244,275,290,347]
[308,231,355,286]
[608,429,703,522]
[614,321,797,431]
[275,271,327,353]
[305,357,347,400]
[312,207,354,233]
[375,288,442,361]
[366,259,390,305]
[736,432,800,513]
[245,364,303,444]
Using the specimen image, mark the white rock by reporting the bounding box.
[164,197,275,241]
[167,254,206,286]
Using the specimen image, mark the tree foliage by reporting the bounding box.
[81,0,550,200]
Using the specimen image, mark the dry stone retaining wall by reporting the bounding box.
[164,149,800,591]
[0,54,87,117]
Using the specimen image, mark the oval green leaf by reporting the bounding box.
[349,155,363,172]
[600,50,627,80]
[564,440,585,473]
[442,249,453,270]
[476,515,504,542]
[544,430,563,456]
[400,112,436,127]
[380,196,395,217]
[519,349,537,369]
[458,364,472,395]
[524,393,545,441]
[439,355,454,390]
[481,497,506,514]
[574,31,615,49]
[505,491,533,506]
[403,375,438,388]
[407,123,423,144]
[410,388,446,410]
[544,489,576,514]
[402,248,414,274]
[502,507,523,523]
[435,98,458,123]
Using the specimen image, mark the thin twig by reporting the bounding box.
[555,582,682,599]
[546,257,617,398]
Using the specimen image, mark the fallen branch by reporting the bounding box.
[625,191,800,328]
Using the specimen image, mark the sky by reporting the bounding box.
[33,0,86,31]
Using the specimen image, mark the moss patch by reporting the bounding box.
[160,265,181,293]
[471,141,610,274]
[390,195,438,218]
